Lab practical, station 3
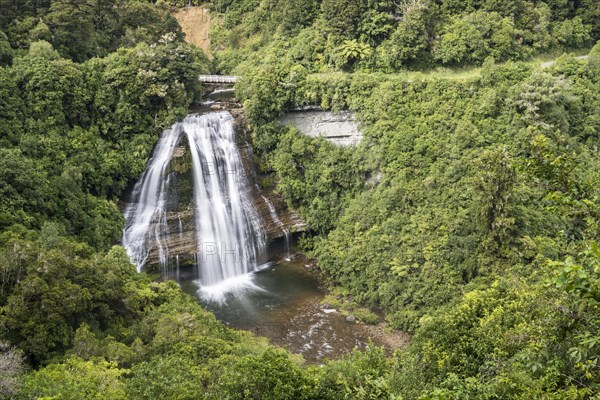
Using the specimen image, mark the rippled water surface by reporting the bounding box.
[176,258,379,362]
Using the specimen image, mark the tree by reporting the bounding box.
[212,349,310,400]
[319,0,365,41]
[21,357,126,400]
[0,341,24,398]
[434,10,523,65]
[0,67,23,146]
[513,72,575,131]
[552,17,593,48]
[577,0,600,38]
[550,245,600,393]
[45,0,100,62]
[274,0,320,35]
[0,149,50,229]
[313,345,390,399]
[0,242,144,362]
[333,39,372,70]
[474,148,517,266]
[0,30,12,66]
[378,0,433,69]
[0,0,51,30]
[358,9,395,46]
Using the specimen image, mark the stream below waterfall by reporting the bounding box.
[175,257,382,363]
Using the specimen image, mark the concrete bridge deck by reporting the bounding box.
[199,75,239,84]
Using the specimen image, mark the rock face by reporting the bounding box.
[280,110,362,146]
[233,108,306,240]
[125,107,305,270]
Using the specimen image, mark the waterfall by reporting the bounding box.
[184,113,265,287]
[260,195,292,261]
[122,124,183,271]
[123,112,265,295]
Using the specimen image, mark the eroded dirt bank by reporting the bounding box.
[174,6,211,56]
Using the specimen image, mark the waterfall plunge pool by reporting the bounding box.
[174,255,394,363]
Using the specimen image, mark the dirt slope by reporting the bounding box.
[174,6,211,57]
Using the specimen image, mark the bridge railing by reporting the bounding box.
[198,75,239,84]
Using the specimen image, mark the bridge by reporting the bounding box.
[198,75,239,84]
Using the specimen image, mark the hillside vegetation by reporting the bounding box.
[0,0,599,399]
[235,48,600,398]
[219,0,600,397]
[207,0,599,73]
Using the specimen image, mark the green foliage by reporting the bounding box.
[0,149,51,229]
[270,0,321,36]
[0,242,143,362]
[553,17,593,49]
[210,349,310,399]
[555,244,600,305]
[474,147,518,266]
[44,0,104,62]
[268,126,364,232]
[433,10,524,65]
[210,0,598,73]
[1,0,185,63]
[332,40,372,71]
[2,3,600,400]
[319,0,366,41]
[125,352,208,399]
[389,245,600,399]
[552,246,600,389]
[6,237,403,399]
[312,345,391,399]
[21,357,127,400]
[238,51,600,396]
[0,29,208,249]
[378,0,434,70]
[0,31,12,66]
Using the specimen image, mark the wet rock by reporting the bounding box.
[133,107,307,269]
[323,309,337,314]
[346,314,356,323]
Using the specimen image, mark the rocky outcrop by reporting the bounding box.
[132,107,306,269]
[280,110,362,146]
[234,107,306,240]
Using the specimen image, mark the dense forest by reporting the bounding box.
[0,0,599,399]
[208,0,599,73]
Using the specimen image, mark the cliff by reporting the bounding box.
[135,108,305,269]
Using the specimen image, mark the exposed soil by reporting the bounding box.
[174,6,211,56]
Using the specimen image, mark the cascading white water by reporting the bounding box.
[123,112,265,298]
[184,113,265,287]
[122,124,183,271]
